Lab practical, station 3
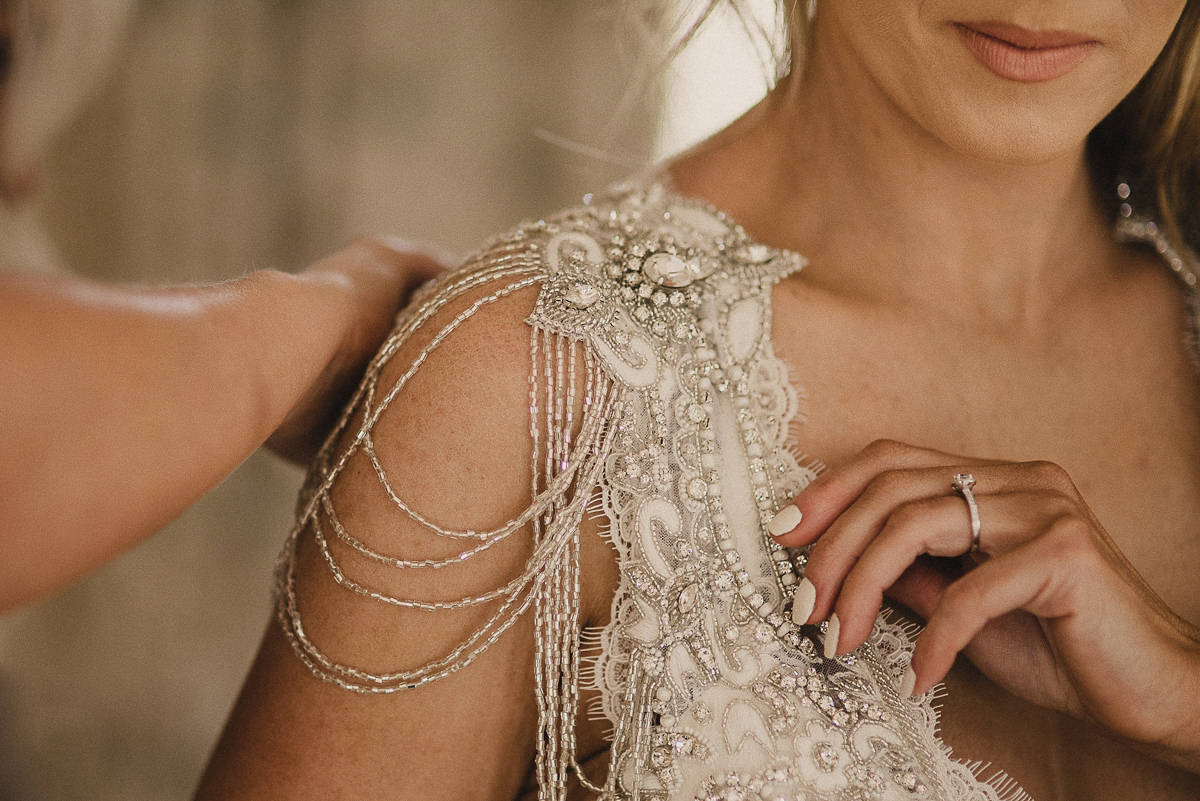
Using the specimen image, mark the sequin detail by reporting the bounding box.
[276,180,1029,801]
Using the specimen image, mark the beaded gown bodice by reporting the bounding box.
[276,179,1194,801]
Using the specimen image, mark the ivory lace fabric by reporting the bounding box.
[277,179,1041,801]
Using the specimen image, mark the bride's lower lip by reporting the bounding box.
[953,22,1098,83]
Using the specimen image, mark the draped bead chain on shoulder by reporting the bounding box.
[276,180,1034,801]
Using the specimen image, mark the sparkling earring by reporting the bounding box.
[1117,179,1133,219]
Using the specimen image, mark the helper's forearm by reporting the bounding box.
[0,267,354,611]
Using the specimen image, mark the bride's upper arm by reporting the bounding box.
[196,276,551,801]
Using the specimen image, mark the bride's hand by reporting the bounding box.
[769,439,1200,770]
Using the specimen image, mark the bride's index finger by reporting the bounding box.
[768,439,953,547]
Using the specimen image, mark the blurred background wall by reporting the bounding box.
[0,1,770,799]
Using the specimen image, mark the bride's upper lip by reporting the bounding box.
[953,21,1099,50]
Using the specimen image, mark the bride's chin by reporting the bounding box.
[897,86,1110,167]
[930,114,1094,168]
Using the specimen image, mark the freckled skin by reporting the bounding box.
[197,2,1200,799]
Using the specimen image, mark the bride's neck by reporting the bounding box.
[667,45,1124,328]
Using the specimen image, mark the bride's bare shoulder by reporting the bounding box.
[195,229,568,801]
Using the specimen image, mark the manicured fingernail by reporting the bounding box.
[767,504,803,537]
[823,613,840,659]
[900,666,916,698]
[791,577,816,625]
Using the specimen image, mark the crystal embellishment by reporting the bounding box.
[279,179,1027,801]
[563,282,600,308]
[642,252,704,287]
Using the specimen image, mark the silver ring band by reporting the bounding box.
[951,472,981,553]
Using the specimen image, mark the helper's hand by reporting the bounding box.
[769,439,1200,772]
[265,238,452,464]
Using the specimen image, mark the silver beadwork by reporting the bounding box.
[563,282,600,308]
[278,180,1028,801]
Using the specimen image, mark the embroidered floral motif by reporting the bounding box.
[278,179,1029,801]
[525,182,1021,800]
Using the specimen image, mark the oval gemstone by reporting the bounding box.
[678,583,699,613]
[642,252,703,287]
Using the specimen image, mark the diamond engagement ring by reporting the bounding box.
[951,472,981,553]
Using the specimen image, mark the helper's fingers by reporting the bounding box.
[375,237,458,290]
[267,239,454,465]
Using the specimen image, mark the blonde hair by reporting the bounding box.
[629,0,1200,253]
[620,1,804,84]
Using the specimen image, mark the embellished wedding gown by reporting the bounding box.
[274,179,1196,801]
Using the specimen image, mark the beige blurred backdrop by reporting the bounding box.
[0,0,780,797]
[0,2,660,799]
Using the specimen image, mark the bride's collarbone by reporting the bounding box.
[771,269,1200,617]
[766,292,1200,798]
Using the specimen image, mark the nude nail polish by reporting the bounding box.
[823,613,840,659]
[791,577,816,625]
[900,666,917,698]
[766,504,803,538]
